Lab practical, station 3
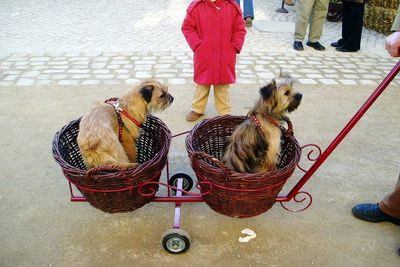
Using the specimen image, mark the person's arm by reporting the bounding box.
[231,12,247,54]
[181,11,202,52]
[385,7,400,57]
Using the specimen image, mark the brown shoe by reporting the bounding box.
[186,111,202,122]
[284,0,294,6]
[245,17,253,27]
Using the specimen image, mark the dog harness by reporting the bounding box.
[249,113,280,134]
[105,98,142,141]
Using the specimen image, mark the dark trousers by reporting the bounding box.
[340,1,365,51]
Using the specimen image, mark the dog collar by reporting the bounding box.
[105,98,142,141]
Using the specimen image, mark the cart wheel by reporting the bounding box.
[169,173,193,192]
[161,229,191,254]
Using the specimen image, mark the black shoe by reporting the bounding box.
[331,39,344,47]
[336,46,358,52]
[352,203,400,226]
[293,41,304,51]
[306,41,325,51]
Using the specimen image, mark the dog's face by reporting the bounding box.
[121,78,173,120]
[259,72,302,116]
[137,79,174,112]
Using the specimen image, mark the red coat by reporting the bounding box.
[182,0,246,85]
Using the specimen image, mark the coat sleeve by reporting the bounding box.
[181,11,202,52]
[231,12,247,54]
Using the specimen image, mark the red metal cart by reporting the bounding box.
[61,61,400,254]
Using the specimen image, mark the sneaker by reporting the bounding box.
[186,111,202,122]
[306,41,325,51]
[352,203,400,226]
[245,17,253,27]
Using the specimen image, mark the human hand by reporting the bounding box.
[385,31,400,57]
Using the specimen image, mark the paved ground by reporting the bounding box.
[1,0,400,266]
[0,0,398,87]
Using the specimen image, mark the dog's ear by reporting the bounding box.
[140,85,154,103]
[259,80,276,100]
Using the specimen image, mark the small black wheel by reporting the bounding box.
[169,173,193,192]
[161,229,191,254]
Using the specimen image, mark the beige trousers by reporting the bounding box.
[379,174,400,218]
[294,0,329,42]
[191,84,231,115]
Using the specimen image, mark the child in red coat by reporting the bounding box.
[182,0,246,121]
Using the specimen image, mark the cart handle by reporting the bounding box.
[284,60,400,200]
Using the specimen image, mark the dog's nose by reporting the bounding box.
[168,95,174,103]
[295,93,302,101]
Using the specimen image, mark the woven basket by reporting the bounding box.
[186,115,301,218]
[52,115,171,213]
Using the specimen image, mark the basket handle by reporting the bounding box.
[282,116,294,135]
[191,151,232,180]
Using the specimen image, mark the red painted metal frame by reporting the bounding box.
[276,60,400,205]
[67,60,400,213]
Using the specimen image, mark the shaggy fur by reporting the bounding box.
[222,71,302,173]
[77,79,173,169]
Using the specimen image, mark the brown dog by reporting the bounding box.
[222,71,302,173]
[77,79,173,169]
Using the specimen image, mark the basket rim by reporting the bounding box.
[186,114,301,180]
[52,115,172,180]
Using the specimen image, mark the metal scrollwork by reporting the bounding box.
[297,144,322,172]
[137,181,212,197]
[279,191,313,212]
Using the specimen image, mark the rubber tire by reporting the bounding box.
[161,229,191,254]
[169,173,194,192]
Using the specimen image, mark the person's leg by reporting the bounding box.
[347,2,364,51]
[352,173,400,226]
[308,0,329,43]
[191,84,210,114]
[379,174,400,218]
[243,0,254,19]
[213,84,231,115]
[294,0,314,42]
[340,0,351,45]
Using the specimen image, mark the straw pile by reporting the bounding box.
[364,0,399,35]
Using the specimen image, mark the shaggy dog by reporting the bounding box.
[77,79,173,169]
[222,72,302,173]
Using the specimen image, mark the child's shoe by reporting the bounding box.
[186,111,202,122]
[245,17,253,27]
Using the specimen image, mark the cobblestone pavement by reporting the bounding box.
[0,0,398,86]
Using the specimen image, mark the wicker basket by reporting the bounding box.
[52,115,171,213]
[186,115,301,218]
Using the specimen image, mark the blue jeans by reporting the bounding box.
[235,0,254,19]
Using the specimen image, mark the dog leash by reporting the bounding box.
[105,98,142,141]
[249,113,281,134]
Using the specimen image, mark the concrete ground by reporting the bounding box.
[1,0,400,266]
[1,83,400,266]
